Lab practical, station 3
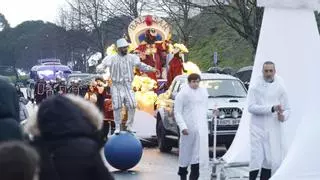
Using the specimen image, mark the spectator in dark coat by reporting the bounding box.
[0,79,23,142]
[26,94,114,180]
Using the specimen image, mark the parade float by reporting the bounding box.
[101,15,200,117]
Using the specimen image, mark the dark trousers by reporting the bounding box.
[250,168,271,180]
[178,164,199,180]
[102,121,115,139]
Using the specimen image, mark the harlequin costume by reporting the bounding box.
[96,38,156,134]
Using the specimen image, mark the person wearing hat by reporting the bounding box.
[134,28,164,82]
[96,38,158,134]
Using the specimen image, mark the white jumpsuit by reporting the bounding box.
[96,54,154,127]
[248,76,290,173]
[174,85,209,169]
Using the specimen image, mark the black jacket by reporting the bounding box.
[0,79,23,142]
[29,95,114,180]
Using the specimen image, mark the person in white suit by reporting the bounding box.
[96,38,157,134]
[248,61,290,180]
[174,73,209,180]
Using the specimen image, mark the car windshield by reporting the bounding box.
[200,79,247,98]
[67,75,91,82]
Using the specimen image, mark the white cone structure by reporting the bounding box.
[271,109,320,179]
[222,6,320,177]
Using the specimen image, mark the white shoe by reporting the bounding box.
[114,129,120,135]
[126,125,135,134]
[114,125,121,135]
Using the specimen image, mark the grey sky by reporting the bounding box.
[0,0,66,27]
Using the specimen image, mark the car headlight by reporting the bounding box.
[207,110,213,119]
[219,111,226,119]
[232,110,239,118]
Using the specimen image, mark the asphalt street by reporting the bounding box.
[103,147,225,180]
[23,89,230,180]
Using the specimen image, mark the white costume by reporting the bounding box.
[96,39,155,132]
[174,85,209,169]
[248,75,290,173]
[258,0,320,9]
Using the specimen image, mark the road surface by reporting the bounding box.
[23,89,248,180]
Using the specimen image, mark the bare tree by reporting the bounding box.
[0,13,10,31]
[106,0,150,19]
[57,7,74,30]
[155,0,202,48]
[66,0,112,59]
[190,0,263,51]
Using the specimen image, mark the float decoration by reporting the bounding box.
[132,75,158,115]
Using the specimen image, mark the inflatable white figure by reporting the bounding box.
[222,0,320,178]
[258,0,320,9]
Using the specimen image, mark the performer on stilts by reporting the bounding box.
[96,38,158,134]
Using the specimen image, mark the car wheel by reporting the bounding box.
[156,116,173,152]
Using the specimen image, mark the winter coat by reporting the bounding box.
[26,94,114,180]
[0,79,23,142]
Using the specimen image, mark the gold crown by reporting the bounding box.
[128,15,172,48]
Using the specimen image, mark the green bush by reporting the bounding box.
[187,13,254,71]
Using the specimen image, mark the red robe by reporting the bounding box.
[135,41,166,81]
[167,54,184,88]
[104,94,114,121]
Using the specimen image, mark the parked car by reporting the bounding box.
[66,73,92,88]
[155,73,247,152]
[234,66,253,90]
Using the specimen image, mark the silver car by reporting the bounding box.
[155,73,247,152]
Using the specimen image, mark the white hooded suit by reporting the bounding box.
[248,75,290,173]
[174,85,209,169]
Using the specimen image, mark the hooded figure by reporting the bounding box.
[248,61,290,179]
[0,79,23,142]
[174,73,209,180]
[26,95,114,180]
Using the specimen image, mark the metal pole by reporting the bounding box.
[211,107,219,179]
[213,114,217,161]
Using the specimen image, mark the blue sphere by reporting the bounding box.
[104,131,143,171]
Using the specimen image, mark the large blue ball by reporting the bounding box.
[104,132,143,171]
